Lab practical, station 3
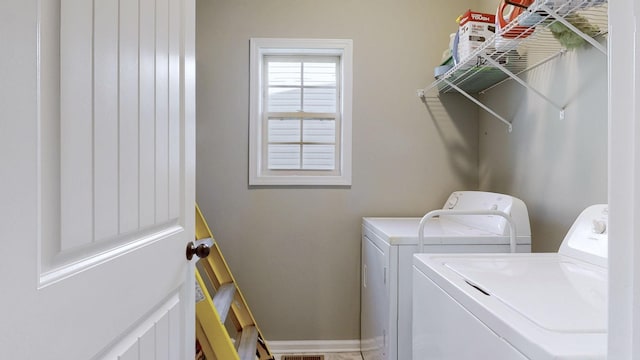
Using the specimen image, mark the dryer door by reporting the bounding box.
[361,232,390,360]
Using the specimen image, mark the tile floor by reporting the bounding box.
[273,353,363,360]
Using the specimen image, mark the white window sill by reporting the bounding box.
[249,174,351,186]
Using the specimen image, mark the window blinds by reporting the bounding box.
[264,56,340,171]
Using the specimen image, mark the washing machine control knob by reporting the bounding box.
[592,219,607,234]
[447,194,459,209]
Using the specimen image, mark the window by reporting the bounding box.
[249,38,353,186]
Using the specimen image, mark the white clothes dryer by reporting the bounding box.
[412,204,608,360]
[361,191,531,360]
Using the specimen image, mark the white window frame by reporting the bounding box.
[249,38,353,186]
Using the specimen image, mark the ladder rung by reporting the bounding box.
[237,325,258,360]
[212,283,236,322]
[195,204,274,360]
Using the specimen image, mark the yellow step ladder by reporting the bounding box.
[194,205,274,360]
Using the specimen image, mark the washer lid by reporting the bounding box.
[445,256,607,333]
[414,253,608,359]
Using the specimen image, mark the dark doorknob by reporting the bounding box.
[186,239,212,260]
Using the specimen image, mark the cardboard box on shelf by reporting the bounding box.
[457,10,496,62]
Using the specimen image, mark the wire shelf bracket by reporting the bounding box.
[418,0,608,131]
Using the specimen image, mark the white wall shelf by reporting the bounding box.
[418,0,608,132]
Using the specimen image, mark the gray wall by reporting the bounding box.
[195,0,478,341]
[478,47,608,252]
[475,1,608,252]
[196,0,607,342]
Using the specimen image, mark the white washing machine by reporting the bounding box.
[361,191,531,360]
[412,204,608,359]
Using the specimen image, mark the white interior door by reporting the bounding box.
[608,0,640,358]
[0,1,196,359]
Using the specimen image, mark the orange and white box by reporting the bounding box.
[457,10,496,61]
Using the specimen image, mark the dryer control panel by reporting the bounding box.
[442,191,530,237]
[559,204,608,267]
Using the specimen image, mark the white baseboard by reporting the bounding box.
[268,340,361,354]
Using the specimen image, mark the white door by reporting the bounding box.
[608,0,640,358]
[0,1,196,359]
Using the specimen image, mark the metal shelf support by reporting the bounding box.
[442,79,513,132]
[480,54,566,115]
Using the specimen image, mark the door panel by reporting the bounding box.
[45,0,185,278]
[93,295,182,359]
[93,0,119,243]
[60,0,94,249]
[0,0,195,358]
[139,0,158,229]
[119,0,141,235]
